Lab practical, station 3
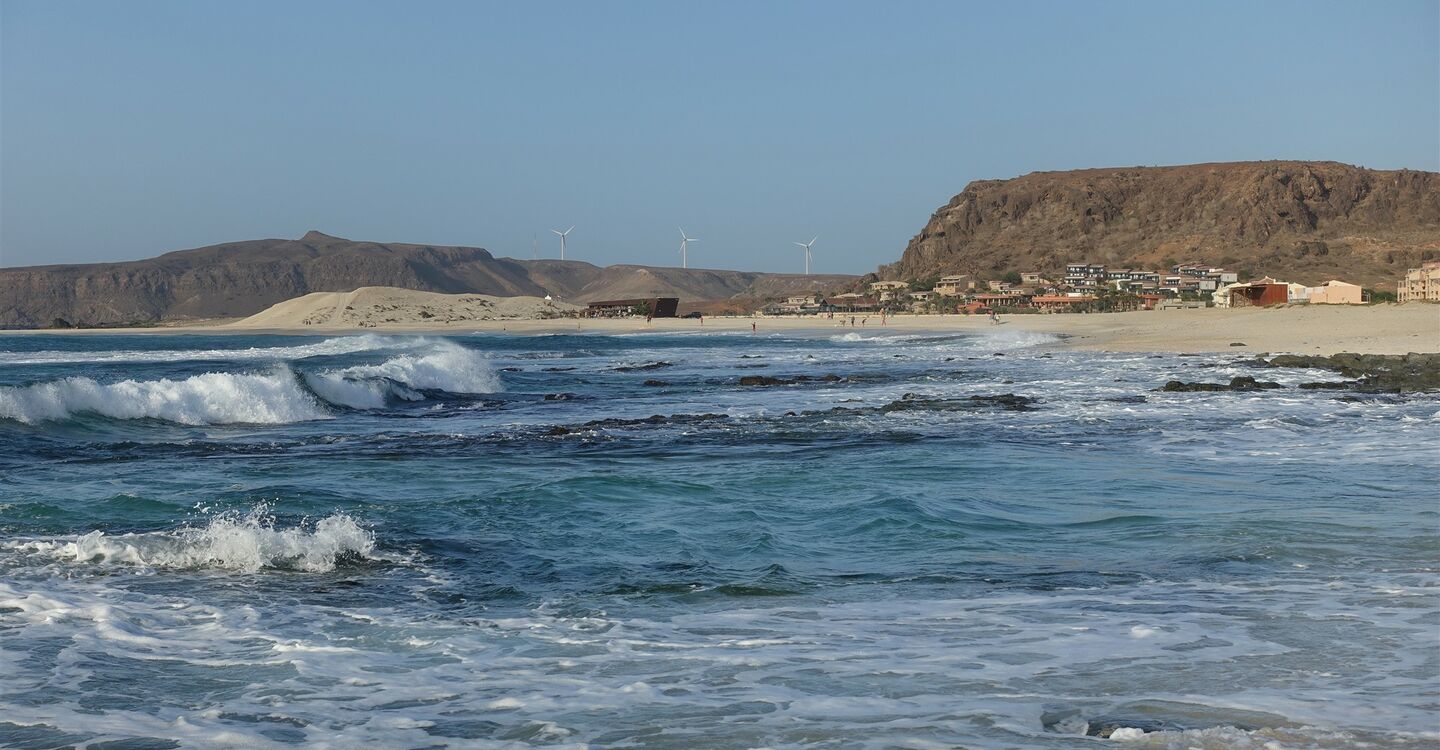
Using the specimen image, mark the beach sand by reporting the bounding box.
[5,289,1436,355]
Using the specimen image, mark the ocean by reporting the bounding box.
[0,330,1435,749]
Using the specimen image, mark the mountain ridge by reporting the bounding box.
[0,233,855,328]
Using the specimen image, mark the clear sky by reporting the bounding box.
[2,0,1437,272]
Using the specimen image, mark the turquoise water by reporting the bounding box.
[0,331,1436,749]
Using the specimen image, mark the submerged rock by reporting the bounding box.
[738,374,842,386]
[1158,376,1283,392]
[879,393,1038,412]
[613,361,673,372]
[642,379,670,387]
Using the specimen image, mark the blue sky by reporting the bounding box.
[2,0,1437,272]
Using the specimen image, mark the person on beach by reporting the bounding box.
[751,322,757,334]
[989,309,999,325]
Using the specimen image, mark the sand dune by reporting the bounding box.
[227,287,580,329]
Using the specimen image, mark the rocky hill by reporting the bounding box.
[0,231,855,328]
[881,161,1440,290]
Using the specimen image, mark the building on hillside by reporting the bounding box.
[586,297,679,318]
[1399,261,1440,302]
[1306,280,1364,305]
[869,280,908,293]
[933,274,974,295]
[1020,272,1052,286]
[1064,263,1106,285]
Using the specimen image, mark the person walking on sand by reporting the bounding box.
[751,322,757,334]
[989,309,999,325]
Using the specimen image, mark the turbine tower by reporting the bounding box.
[794,236,817,275]
[679,227,699,269]
[551,226,574,260]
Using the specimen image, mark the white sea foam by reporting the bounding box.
[0,367,329,425]
[9,508,375,573]
[0,334,418,366]
[0,341,500,423]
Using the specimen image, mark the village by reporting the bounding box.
[756,259,1440,317]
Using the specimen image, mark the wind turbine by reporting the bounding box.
[678,227,699,269]
[794,236,817,275]
[551,226,574,260]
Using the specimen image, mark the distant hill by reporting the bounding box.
[0,231,855,328]
[880,161,1440,290]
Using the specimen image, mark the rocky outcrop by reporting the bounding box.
[1263,352,1440,392]
[882,161,1440,290]
[0,231,856,328]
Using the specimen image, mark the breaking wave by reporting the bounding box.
[303,344,501,409]
[5,508,377,573]
[0,341,500,424]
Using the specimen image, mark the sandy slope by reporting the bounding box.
[227,287,581,329]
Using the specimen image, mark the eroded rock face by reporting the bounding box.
[880,161,1440,289]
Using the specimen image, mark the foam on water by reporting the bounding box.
[7,507,375,573]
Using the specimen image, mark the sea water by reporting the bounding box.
[0,330,1435,749]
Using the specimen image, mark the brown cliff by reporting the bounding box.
[882,161,1440,290]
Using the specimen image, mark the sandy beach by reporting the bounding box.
[6,299,1435,356]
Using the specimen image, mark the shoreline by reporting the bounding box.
[1,304,1435,355]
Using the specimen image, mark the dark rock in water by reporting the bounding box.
[499,367,521,372]
[1159,376,1283,392]
[1263,352,1440,393]
[613,361,673,372]
[736,364,769,369]
[992,352,1005,357]
[1229,342,1247,347]
[739,374,843,386]
[546,426,571,436]
[1298,381,1352,390]
[543,393,574,401]
[1107,395,1148,403]
[968,393,1037,410]
[542,366,576,372]
[642,379,669,387]
[879,393,1038,412]
[1078,700,1294,738]
[580,413,728,429]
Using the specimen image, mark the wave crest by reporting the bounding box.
[11,508,376,573]
[0,367,328,425]
[0,341,501,424]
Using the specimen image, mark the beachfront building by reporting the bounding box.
[972,292,1034,309]
[1227,281,1289,308]
[586,297,679,318]
[826,293,880,312]
[1032,295,1096,312]
[1399,261,1440,302]
[933,274,975,296]
[1306,280,1364,305]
